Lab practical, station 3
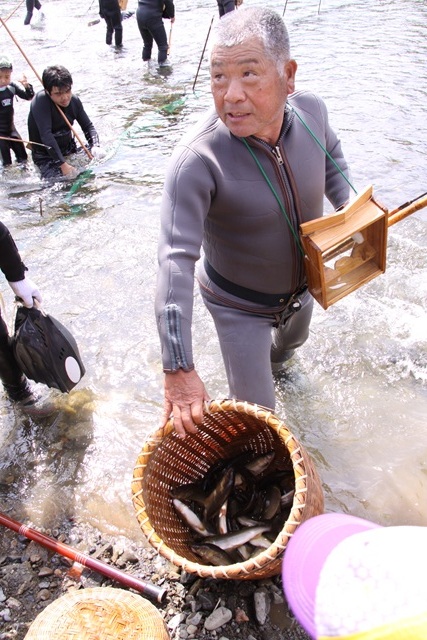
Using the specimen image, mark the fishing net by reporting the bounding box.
[24,587,169,639]
[132,398,324,580]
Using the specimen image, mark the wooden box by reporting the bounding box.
[300,185,388,309]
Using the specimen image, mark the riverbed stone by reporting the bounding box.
[204,606,233,631]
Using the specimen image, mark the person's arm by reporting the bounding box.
[73,95,99,149]
[11,79,34,101]
[320,97,352,209]
[0,221,27,282]
[0,222,42,308]
[163,0,175,19]
[155,143,214,436]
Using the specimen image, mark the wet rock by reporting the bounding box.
[0,609,11,622]
[36,589,52,602]
[197,589,218,611]
[204,606,233,631]
[235,606,249,623]
[254,587,271,625]
[186,611,203,626]
[167,611,186,631]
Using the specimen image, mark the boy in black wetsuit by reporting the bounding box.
[0,55,34,168]
[28,65,99,180]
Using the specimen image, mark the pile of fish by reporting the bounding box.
[170,450,295,566]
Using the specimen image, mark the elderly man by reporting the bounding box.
[155,6,351,437]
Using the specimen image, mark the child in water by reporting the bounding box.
[0,55,34,168]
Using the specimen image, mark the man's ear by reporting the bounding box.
[285,59,297,94]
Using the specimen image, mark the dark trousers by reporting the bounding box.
[0,131,28,166]
[0,310,26,399]
[136,8,168,63]
[24,0,41,23]
[216,0,235,17]
[103,8,123,46]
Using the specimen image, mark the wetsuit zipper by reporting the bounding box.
[250,110,305,290]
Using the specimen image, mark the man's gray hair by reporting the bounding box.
[210,6,291,73]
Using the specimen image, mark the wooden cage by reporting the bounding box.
[300,185,389,309]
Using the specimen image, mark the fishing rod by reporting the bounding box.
[282,0,289,17]
[167,20,173,55]
[0,511,167,604]
[0,16,93,160]
[0,135,51,149]
[388,191,427,227]
[192,14,214,93]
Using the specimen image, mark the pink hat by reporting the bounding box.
[282,513,380,638]
[282,513,427,638]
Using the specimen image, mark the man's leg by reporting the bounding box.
[200,287,277,410]
[270,291,314,373]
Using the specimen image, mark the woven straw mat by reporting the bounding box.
[24,586,170,639]
[132,398,324,580]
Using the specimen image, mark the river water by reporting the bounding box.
[0,0,426,540]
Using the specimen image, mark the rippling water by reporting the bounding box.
[0,0,426,538]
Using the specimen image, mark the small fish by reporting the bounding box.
[249,534,272,549]
[204,466,235,521]
[171,482,206,506]
[236,543,252,561]
[190,542,234,566]
[205,525,270,551]
[262,485,282,520]
[280,489,295,508]
[217,500,228,535]
[244,451,275,476]
[172,499,211,537]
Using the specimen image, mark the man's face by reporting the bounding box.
[210,37,297,146]
[49,85,72,108]
[0,69,12,88]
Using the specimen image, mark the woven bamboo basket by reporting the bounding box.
[24,587,170,639]
[131,398,324,580]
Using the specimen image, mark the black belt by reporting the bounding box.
[204,259,297,307]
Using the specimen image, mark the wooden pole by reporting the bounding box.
[0,135,50,149]
[167,21,173,55]
[192,15,214,93]
[0,16,93,160]
[388,192,427,227]
[0,511,167,603]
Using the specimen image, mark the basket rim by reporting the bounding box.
[131,398,316,579]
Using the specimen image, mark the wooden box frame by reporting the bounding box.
[300,186,388,309]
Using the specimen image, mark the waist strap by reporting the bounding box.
[204,259,294,307]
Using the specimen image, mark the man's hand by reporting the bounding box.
[161,369,210,438]
[60,162,78,178]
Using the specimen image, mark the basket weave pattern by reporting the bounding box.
[24,587,170,639]
[132,399,324,580]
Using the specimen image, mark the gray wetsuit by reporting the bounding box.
[155,90,351,409]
